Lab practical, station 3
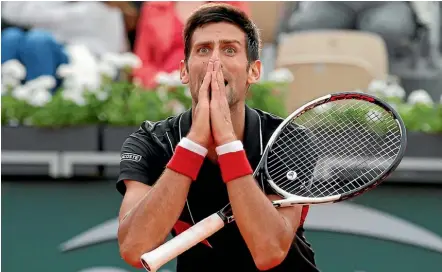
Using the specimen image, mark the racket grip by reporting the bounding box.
[140,213,225,272]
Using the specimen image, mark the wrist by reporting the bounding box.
[216,141,253,183]
[187,132,208,148]
[216,132,237,146]
[166,137,207,180]
[215,140,243,155]
[179,137,208,157]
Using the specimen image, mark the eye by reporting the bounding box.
[224,47,236,55]
[197,47,210,55]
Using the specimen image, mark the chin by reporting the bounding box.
[228,97,240,108]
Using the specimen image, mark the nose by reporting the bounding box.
[209,54,225,71]
[210,50,220,61]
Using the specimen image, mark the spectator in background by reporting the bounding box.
[105,1,142,51]
[1,1,131,89]
[132,1,250,89]
[286,2,421,58]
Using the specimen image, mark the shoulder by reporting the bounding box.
[253,108,284,134]
[253,108,316,146]
[122,112,183,157]
[254,108,313,134]
[117,113,184,194]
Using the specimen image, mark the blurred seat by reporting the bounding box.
[275,30,389,111]
[249,1,291,79]
[249,1,287,44]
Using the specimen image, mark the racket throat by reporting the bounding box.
[216,211,235,224]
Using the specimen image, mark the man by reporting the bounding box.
[116,3,318,271]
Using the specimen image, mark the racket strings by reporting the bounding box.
[267,130,316,178]
[308,113,398,196]
[268,102,385,186]
[290,114,398,197]
[284,108,398,196]
[268,125,379,196]
[270,124,385,197]
[266,100,402,198]
[313,123,399,196]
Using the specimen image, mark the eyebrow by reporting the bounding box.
[194,39,242,47]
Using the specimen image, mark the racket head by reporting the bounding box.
[261,92,407,204]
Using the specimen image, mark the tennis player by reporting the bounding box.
[117,3,318,271]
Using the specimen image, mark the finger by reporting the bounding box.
[216,66,225,96]
[199,61,214,102]
[207,59,214,74]
[211,70,219,101]
[213,58,221,72]
[211,60,221,100]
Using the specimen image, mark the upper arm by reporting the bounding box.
[117,129,168,222]
[117,131,167,195]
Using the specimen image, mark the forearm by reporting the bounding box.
[118,169,191,266]
[227,176,298,270]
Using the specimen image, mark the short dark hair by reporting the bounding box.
[183,3,261,64]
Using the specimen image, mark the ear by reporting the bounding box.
[180,60,189,84]
[247,60,261,84]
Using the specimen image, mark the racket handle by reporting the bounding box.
[140,213,225,272]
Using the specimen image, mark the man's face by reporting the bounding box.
[180,22,261,107]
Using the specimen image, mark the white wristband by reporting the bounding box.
[215,140,244,155]
[178,137,208,157]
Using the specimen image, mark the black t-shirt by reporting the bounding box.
[117,105,319,272]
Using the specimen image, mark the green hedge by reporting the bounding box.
[2,79,441,133]
[1,79,289,128]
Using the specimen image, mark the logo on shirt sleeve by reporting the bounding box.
[120,153,142,162]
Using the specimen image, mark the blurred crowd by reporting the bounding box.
[1,1,439,95]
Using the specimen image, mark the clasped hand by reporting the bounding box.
[187,58,237,149]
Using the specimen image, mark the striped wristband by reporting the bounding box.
[216,140,253,183]
[167,137,208,180]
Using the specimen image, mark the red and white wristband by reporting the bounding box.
[167,137,207,180]
[216,140,253,183]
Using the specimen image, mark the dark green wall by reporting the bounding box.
[2,180,441,272]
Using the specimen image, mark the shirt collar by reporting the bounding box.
[179,105,263,162]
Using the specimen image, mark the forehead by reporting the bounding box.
[191,22,246,45]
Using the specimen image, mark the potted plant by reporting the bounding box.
[0,46,140,176]
[367,80,442,158]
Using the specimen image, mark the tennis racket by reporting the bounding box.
[140,91,407,271]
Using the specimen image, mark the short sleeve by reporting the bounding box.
[116,130,169,196]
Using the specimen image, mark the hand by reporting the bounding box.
[187,60,214,148]
[210,59,237,146]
